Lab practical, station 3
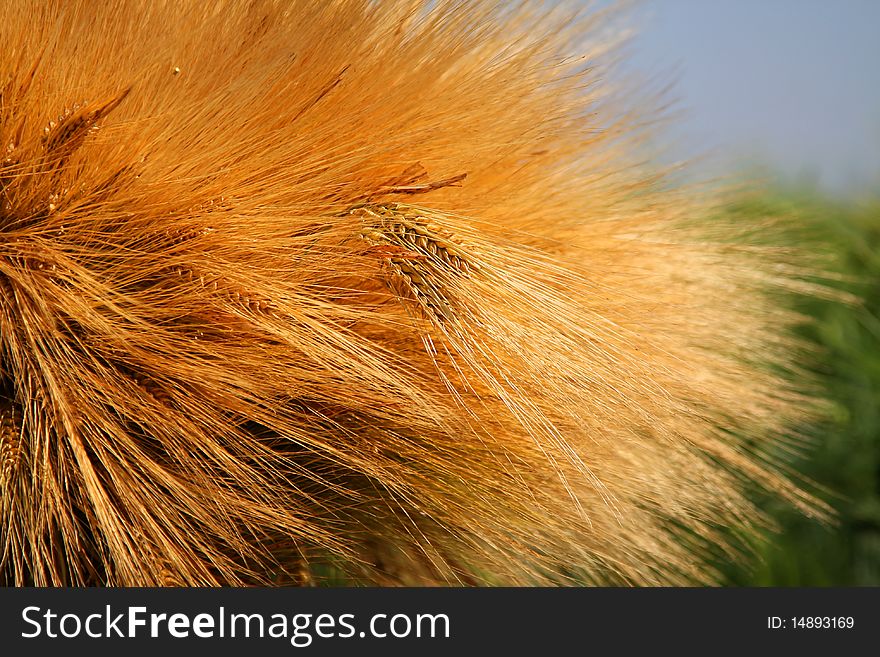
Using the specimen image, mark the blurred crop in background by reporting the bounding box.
[715,187,880,585]
[623,0,880,584]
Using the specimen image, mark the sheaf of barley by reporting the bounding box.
[0,0,823,586]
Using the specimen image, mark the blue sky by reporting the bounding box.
[622,0,880,194]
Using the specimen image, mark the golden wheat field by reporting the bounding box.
[0,0,833,586]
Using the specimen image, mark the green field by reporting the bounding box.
[717,186,880,586]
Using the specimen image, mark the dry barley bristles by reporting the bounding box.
[0,0,823,586]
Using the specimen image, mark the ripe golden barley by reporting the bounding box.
[0,0,824,586]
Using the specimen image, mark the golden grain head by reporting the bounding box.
[354,203,479,322]
[0,0,822,586]
[0,401,20,486]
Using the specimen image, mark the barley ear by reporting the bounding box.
[354,203,480,323]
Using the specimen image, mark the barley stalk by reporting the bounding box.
[354,203,480,321]
[0,399,20,487]
[168,265,276,316]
